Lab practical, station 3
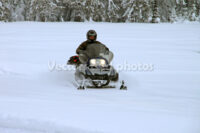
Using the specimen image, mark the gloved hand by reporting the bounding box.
[67,55,80,65]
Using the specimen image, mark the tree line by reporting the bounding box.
[0,0,200,23]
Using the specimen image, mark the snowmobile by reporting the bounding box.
[67,43,127,90]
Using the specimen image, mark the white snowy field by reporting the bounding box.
[0,22,200,133]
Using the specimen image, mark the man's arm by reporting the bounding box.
[76,41,87,54]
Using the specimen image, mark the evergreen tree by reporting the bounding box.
[141,0,152,23]
[182,0,188,20]
[22,0,31,21]
[0,0,11,21]
[188,1,197,21]
[197,1,200,21]
[151,0,160,23]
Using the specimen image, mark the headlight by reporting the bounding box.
[100,59,106,66]
[90,59,96,66]
[89,59,107,67]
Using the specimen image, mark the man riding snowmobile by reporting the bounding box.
[67,30,126,90]
[76,30,113,64]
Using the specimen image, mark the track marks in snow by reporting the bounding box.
[0,67,23,77]
[0,115,100,133]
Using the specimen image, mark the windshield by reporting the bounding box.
[85,43,108,58]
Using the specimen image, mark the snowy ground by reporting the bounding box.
[0,22,200,133]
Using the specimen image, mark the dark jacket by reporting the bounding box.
[76,40,109,54]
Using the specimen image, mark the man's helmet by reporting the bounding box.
[87,30,97,41]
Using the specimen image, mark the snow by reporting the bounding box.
[0,22,200,133]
